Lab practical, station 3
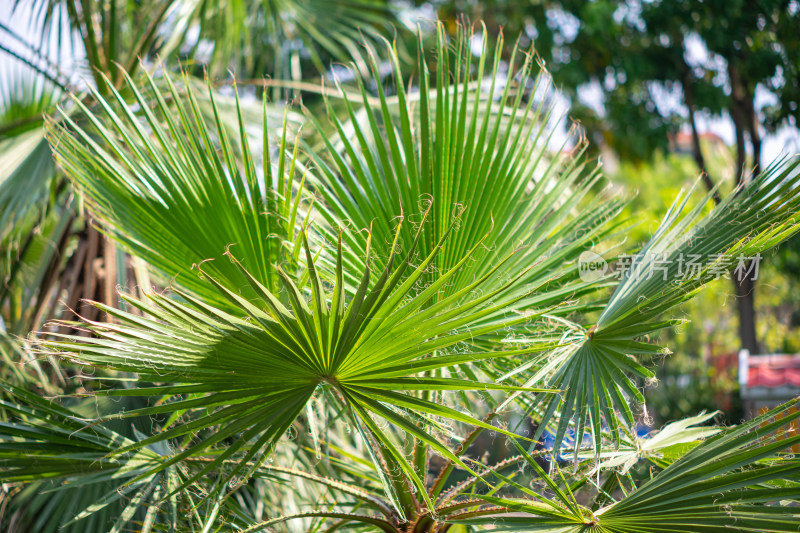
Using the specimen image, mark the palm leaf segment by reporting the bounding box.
[181,0,396,82]
[0,69,60,243]
[306,19,800,465]
[0,383,184,533]
[47,67,308,311]
[40,220,550,506]
[304,20,800,467]
[39,222,552,510]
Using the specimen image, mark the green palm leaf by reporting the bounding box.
[0,382,186,533]
[591,410,721,473]
[47,68,306,309]
[307,23,623,309]
[0,68,61,242]
[525,158,800,455]
[13,15,800,533]
[454,398,800,532]
[37,215,554,509]
[191,0,397,81]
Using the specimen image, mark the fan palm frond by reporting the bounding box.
[37,215,554,513]
[0,68,61,242]
[8,14,800,533]
[0,382,188,533]
[525,158,800,455]
[47,68,307,309]
[309,23,622,311]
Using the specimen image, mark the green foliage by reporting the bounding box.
[2,6,800,533]
[455,399,800,532]
[610,145,800,424]
[189,0,398,83]
[0,384,186,533]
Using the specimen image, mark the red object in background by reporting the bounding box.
[712,351,738,374]
[747,355,800,388]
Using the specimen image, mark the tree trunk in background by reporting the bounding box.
[682,73,722,205]
[729,64,760,354]
[729,99,747,182]
[683,60,761,355]
[744,91,762,175]
[736,275,758,353]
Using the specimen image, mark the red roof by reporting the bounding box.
[747,355,800,388]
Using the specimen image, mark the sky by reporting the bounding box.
[2,2,799,167]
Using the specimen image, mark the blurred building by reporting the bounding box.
[669,131,728,157]
[738,350,800,451]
